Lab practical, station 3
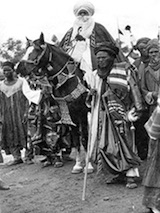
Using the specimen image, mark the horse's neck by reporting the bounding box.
[49,45,71,70]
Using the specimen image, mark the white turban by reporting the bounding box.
[73,1,95,16]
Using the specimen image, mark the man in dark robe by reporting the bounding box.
[87,42,141,188]
[133,37,151,160]
[141,39,160,116]
[141,39,160,213]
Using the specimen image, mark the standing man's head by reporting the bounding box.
[94,42,119,76]
[73,1,95,22]
[134,37,151,58]
[2,61,15,81]
[146,39,160,63]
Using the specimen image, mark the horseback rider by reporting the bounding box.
[59,1,125,174]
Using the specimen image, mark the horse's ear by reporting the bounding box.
[39,32,45,45]
[26,37,33,48]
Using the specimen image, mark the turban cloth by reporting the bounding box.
[135,37,151,50]
[146,39,159,52]
[94,42,119,57]
[2,61,15,70]
[73,1,95,16]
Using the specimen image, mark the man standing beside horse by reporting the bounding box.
[86,42,142,188]
[0,61,42,165]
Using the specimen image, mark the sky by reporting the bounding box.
[0,0,160,45]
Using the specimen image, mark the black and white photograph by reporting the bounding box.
[0,0,160,212]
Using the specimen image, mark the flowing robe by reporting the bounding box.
[59,22,126,85]
[89,63,141,174]
[0,77,41,154]
[141,65,160,211]
[142,135,160,211]
[141,65,160,115]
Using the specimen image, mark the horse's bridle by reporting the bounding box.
[23,41,78,90]
[24,43,48,65]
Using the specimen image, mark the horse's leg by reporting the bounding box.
[54,149,63,168]
[59,124,73,161]
[83,154,94,174]
[69,125,83,174]
[67,101,83,173]
[71,147,83,174]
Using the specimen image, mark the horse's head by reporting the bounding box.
[17,32,72,78]
[17,33,86,100]
[16,33,49,77]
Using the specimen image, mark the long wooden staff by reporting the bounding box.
[130,122,136,153]
[82,93,95,201]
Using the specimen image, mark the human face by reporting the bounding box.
[77,9,90,22]
[3,66,14,80]
[137,43,148,57]
[148,47,160,62]
[96,51,113,68]
[46,132,59,149]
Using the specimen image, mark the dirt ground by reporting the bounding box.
[0,150,147,213]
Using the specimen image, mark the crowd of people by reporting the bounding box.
[1,1,160,212]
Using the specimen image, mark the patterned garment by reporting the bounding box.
[59,22,124,71]
[0,79,28,154]
[91,63,141,174]
[107,64,129,124]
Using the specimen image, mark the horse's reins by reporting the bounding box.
[24,41,79,90]
[48,27,82,80]
[24,43,48,66]
[47,45,78,81]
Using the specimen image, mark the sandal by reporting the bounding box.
[126,177,137,189]
[54,156,63,168]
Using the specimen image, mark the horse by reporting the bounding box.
[17,32,94,173]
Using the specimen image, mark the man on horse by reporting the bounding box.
[59,1,124,85]
[59,1,125,174]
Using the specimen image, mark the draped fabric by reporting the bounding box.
[141,62,160,115]
[59,22,126,73]
[145,106,160,139]
[99,113,140,174]
[89,64,141,174]
[142,139,160,211]
[0,78,41,155]
[0,79,28,154]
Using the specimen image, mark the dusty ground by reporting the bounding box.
[0,150,147,213]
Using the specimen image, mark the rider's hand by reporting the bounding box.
[86,89,97,107]
[127,108,139,122]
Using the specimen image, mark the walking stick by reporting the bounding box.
[130,122,137,153]
[82,94,95,201]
